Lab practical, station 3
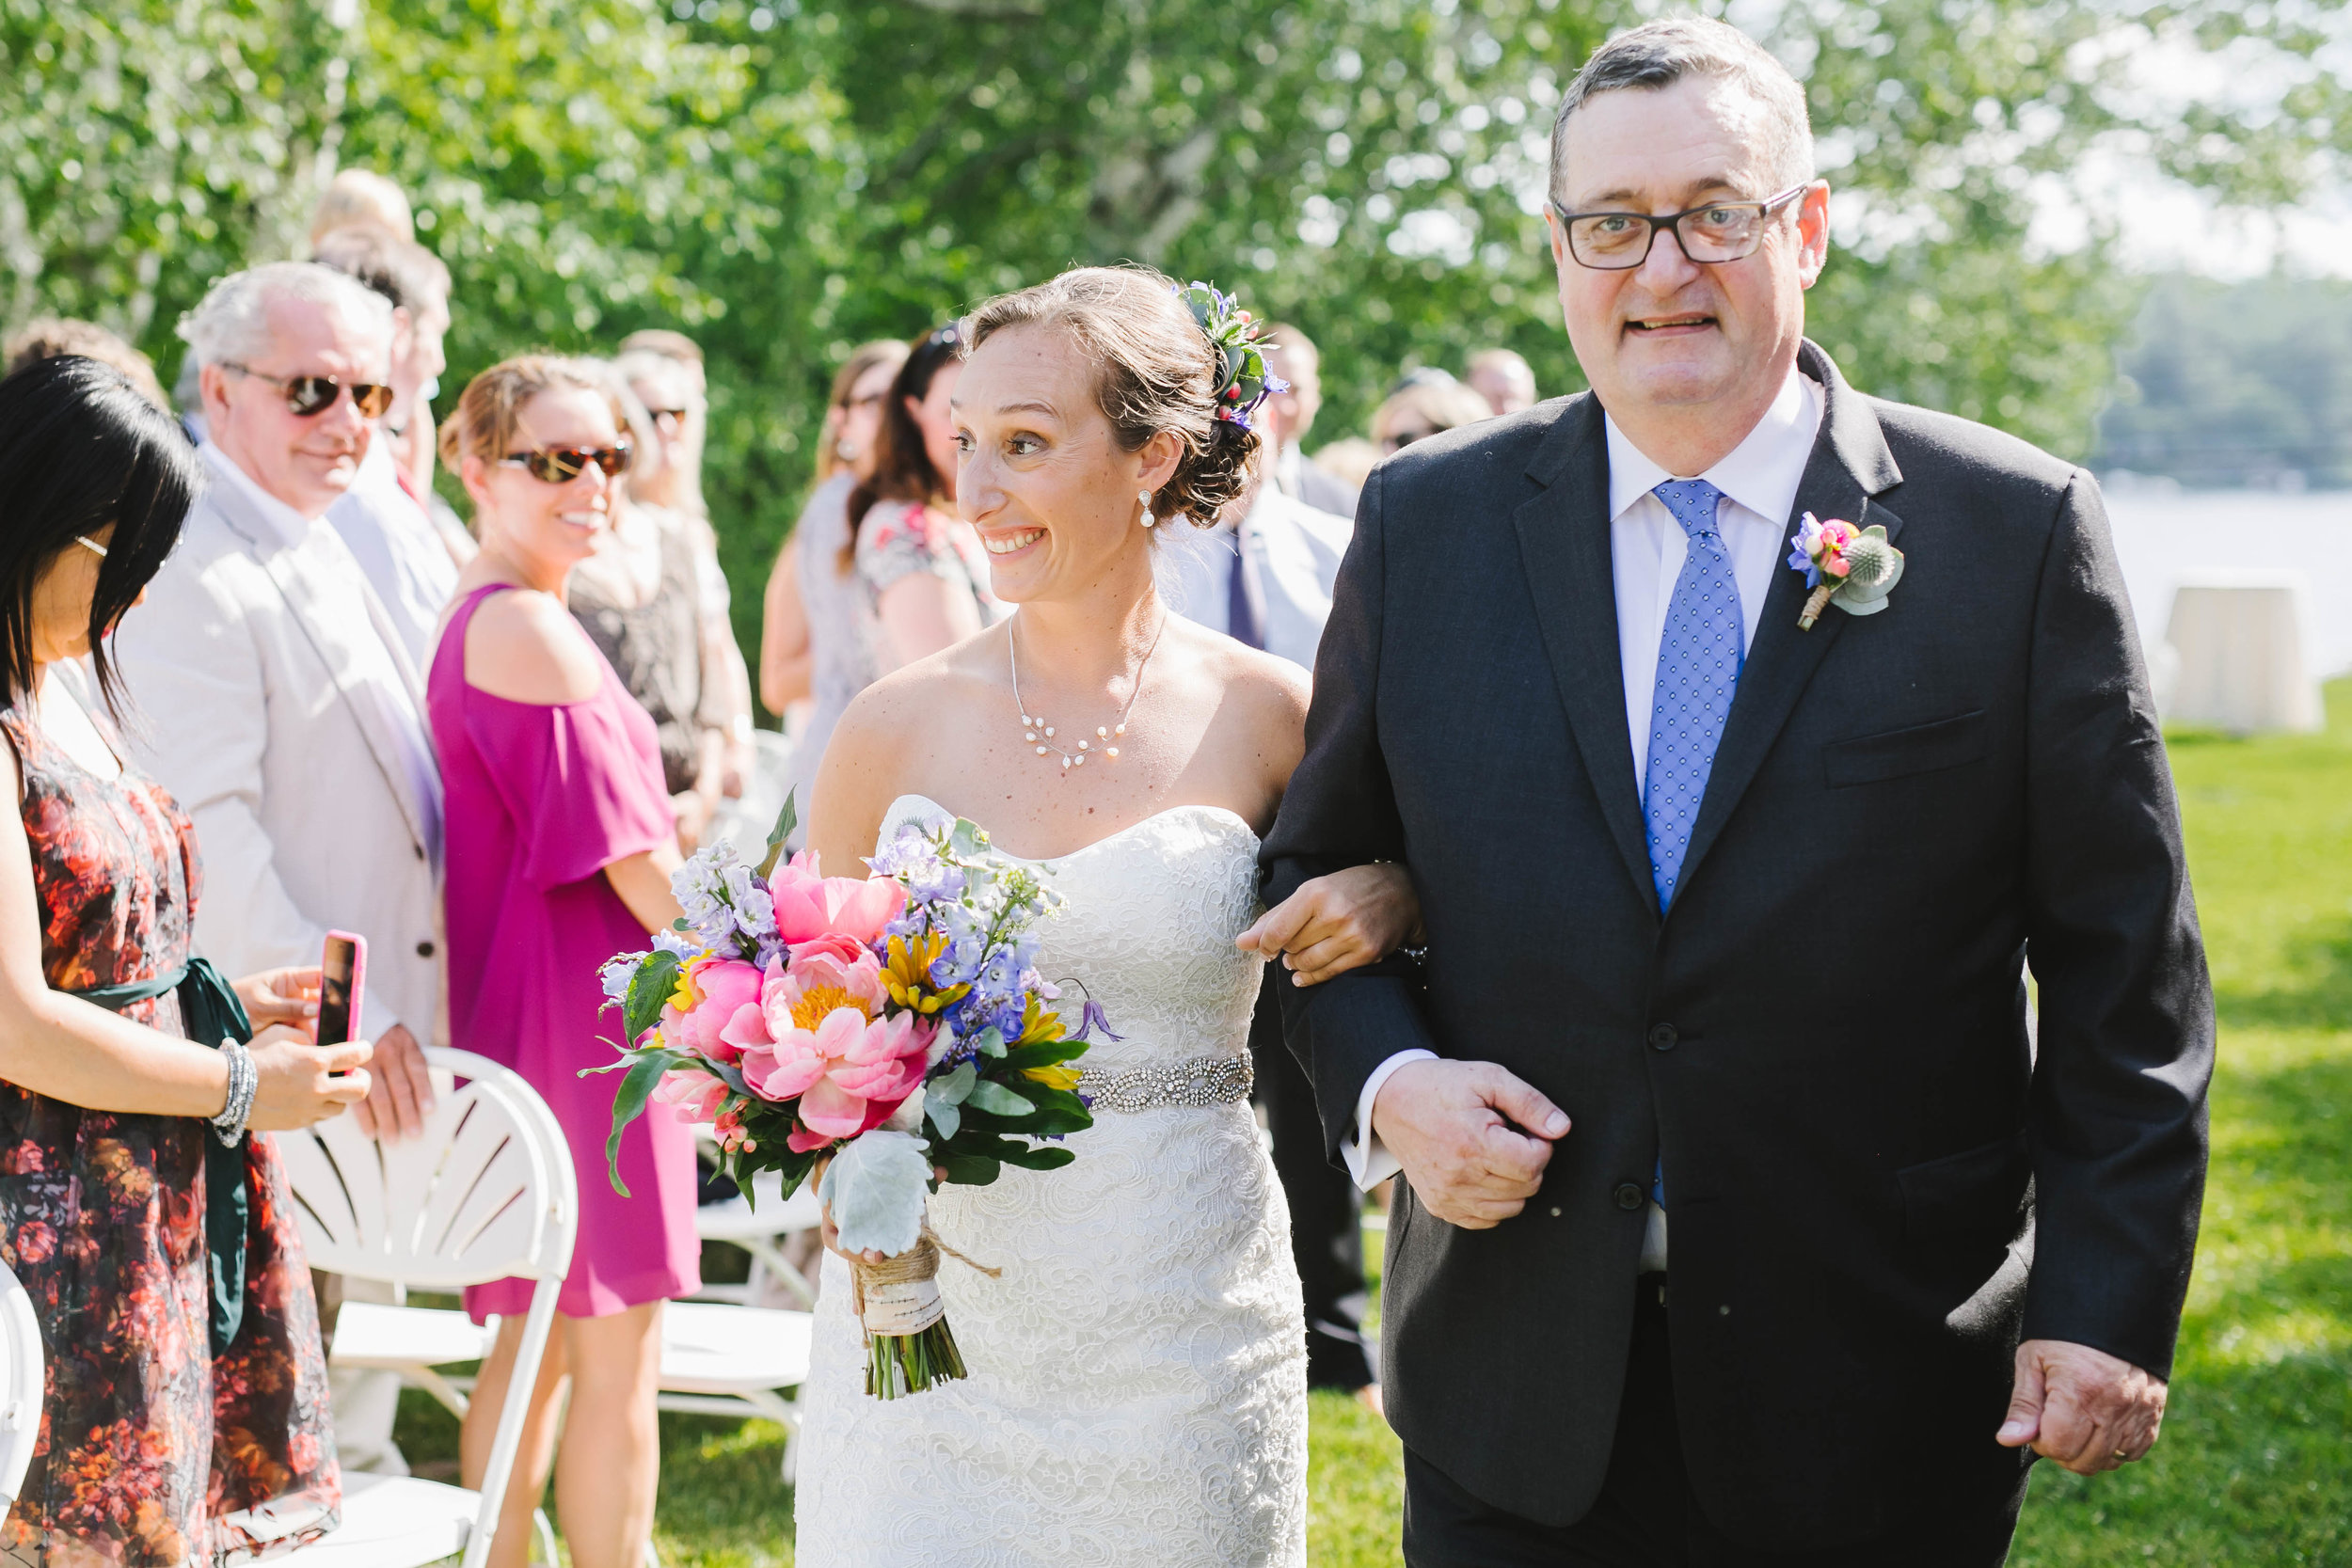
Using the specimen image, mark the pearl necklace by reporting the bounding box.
[1009,613,1166,772]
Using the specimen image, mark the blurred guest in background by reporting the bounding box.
[434,356,696,1568]
[847,325,1002,671]
[1465,345,1539,416]
[309,167,414,247]
[312,222,465,668]
[0,355,371,1563]
[762,338,907,781]
[1373,371,1497,455]
[567,365,740,852]
[2,318,171,411]
[1311,436,1380,494]
[111,264,445,1479]
[616,337,755,803]
[1259,323,1359,518]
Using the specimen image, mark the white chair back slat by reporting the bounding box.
[278,1050,576,1290]
[278,1048,579,1568]
[0,1260,42,1503]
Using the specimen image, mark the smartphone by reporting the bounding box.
[319,931,367,1047]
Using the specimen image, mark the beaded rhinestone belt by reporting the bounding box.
[1074,1051,1254,1114]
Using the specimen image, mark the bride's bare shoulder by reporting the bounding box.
[1168,618,1310,744]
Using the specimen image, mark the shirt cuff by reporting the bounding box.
[1342,1049,1438,1191]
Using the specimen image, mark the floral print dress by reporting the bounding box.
[0,708,339,1565]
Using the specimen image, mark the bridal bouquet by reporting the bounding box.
[591,800,1103,1397]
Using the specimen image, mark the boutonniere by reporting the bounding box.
[1788,512,1904,630]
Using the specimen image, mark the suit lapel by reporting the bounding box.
[1670,342,1905,913]
[206,483,437,859]
[1511,394,1657,909]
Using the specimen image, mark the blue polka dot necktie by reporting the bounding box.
[1643,479,1743,913]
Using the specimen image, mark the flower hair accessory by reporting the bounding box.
[1175,280,1287,433]
[1788,511,1904,630]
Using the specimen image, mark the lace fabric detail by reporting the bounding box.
[792,796,1309,1567]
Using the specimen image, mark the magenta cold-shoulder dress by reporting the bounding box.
[430,583,700,1321]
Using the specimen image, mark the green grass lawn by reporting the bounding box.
[393,679,2352,1564]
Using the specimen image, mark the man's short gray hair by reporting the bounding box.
[176,261,394,371]
[1548,18,1814,205]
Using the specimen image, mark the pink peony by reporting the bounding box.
[664,958,764,1064]
[740,1006,931,1150]
[787,930,871,968]
[767,850,906,944]
[653,1069,728,1124]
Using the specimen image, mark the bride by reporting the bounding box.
[794,265,1416,1565]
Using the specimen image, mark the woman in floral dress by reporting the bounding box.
[0,356,371,1564]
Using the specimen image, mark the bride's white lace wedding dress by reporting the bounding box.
[791,794,1309,1566]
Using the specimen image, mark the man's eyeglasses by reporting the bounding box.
[220,362,395,419]
[498,443,634,483]
[1549,185,1808,271]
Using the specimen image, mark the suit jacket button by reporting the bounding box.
[416,941,436,958]
[1647,1023,1678,1051]
[1613,1183,1645,1211]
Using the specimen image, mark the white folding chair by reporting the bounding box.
[0,1259,43,1506]
[278,1048,576,1568]
[691,1165,823,1308]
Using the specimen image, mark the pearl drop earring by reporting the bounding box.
[1137,489,1156,529]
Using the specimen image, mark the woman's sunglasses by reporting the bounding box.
[221,362,395,420]
[498,442,634,483]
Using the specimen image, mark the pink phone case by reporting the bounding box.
[326,929,368,1044]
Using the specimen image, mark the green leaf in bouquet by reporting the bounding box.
[623,951,682,1044]
[1001,1037,1087,1072]
[936,1152,1003,1186]
[972,1027,1007,1059]
[699,1056,750,1096]
[964,1079,1032,1117]
[947,817,989,857]
[925,1101,961,1141]
[820,1131,932,1256]
[997,1144,1079,1172]
[755,788,800,879]
[601,1052,675,1197]
[927,1061,977,1106]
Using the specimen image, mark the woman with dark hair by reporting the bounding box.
[844,325,1003,672]
[0,356,372,1561]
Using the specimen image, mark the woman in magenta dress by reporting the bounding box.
[429,356,697,1568]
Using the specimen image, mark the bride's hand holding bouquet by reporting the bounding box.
[592,798,1108,1397]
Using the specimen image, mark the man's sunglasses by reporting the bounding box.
[498,442,634,483]
[221,362,395,420]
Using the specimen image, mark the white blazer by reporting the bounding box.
[1162,484,1354,674]
[111,453,444,1047]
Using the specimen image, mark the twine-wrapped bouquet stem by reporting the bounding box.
[850,1223,1000,1399]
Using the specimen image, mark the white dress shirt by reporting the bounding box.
[1342,369,1825,1210]
[1161,483,1354,673]
[328,439,461,673]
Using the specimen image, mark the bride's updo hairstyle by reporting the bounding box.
[961,266,1269,531]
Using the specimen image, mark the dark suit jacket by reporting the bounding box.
[1260,342,2212,1547]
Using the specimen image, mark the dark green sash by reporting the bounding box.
[72,958,253,1355]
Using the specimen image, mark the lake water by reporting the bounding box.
[2104,487,2352,678]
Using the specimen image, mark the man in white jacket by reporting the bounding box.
[112,261,442,1472]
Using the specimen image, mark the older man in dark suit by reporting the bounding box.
[1262,17,2211,1566]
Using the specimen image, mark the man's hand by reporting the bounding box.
[351,1022,436,1143]
[1370,1058,1568,1228]
[1996,1338,2167,1474]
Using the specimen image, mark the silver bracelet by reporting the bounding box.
[211,1039,256,1147]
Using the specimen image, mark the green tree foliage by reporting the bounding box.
[1,0,2344,670]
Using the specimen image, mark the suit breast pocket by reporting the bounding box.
[1822,709,1987,789]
